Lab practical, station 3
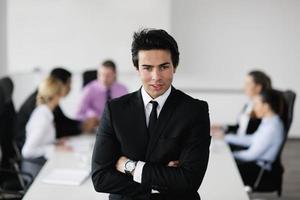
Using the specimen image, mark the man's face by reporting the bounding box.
[98,66,116,87]
[137,49,176,99]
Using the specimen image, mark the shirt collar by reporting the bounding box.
[97,80,115,91]
[141,86,172,109]
[39,104,54,121]
[262,114,279,123]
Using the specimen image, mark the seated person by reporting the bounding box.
[76,60,128,121]
[16,68,97,150]
[225,89,284,187]
[22,76,67,161]
[212,70,272,138]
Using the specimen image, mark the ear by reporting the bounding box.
[136,66,141,76]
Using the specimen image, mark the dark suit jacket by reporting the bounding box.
[92,87,211,200]
[15,90,81,150]
[225,104,261,135]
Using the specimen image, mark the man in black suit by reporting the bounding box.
[92,29,211,200]
[16,68,97,150]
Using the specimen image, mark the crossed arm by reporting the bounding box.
[91,103,211,196]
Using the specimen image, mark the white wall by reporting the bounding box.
[7,0,171,73]
[171,0,300,137]
[5,0,300,137]
[0,0,7,76]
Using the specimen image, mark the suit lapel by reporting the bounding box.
[145,87,178,160]
[132,89,149,149]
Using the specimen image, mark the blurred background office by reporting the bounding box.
[0,0,299,138]
[0,0,299,199]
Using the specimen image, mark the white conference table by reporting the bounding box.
[23,135,249,200]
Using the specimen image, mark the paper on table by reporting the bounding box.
[42,168,90,186]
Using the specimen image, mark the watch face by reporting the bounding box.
[126,161,136,171]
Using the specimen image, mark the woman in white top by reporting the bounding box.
[212,70,272,138]
[225,89,285,187]
[22,76,64,160]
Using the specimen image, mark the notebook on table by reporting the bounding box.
[42,168,90,186]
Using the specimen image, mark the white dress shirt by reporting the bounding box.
[225,115,284,170]
[133,86,172,185]
[22,104,56,159]
[236,101,253,136]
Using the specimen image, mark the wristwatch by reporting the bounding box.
[124,159,137,175]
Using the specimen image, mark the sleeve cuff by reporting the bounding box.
[133,161,145,183]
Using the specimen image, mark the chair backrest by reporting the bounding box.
[274,90,296,165]
[0,84,5,115]
[0,84,5,165]
[281,90,296,135]
[0,77,14,103]
[0,76,17,167]
[82,70,97,87]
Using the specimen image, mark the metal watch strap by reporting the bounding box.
[124,159,136,175]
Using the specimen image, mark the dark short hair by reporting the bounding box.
[50,67,72,84]
[248,70,272,91]
[101,60,116,72]
[131,28,180,69]
[260,89,284,116]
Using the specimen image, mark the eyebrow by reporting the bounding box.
[141,64,153,67]
[159,62,171,66]
[141,62,171,67]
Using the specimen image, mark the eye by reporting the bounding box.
[160,65,169,70]
[142,66,152,71]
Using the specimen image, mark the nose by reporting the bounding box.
[151,68,161,81]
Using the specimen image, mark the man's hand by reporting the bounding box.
[55,137,73,152]
[116,156,128,174]
[116,157,179,174]
[211,123,225,139]
[167,160,179,167]
[81,117,99,133]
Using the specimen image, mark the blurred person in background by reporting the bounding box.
[16,67,97,151]
[224,89,284,187]
[76,60,128,122]
[211,70,272,140]
[22,76,71,176]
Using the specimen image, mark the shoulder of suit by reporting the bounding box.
[175,89,208,107]
[108,91,138,105]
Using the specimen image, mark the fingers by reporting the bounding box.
[81,117,99,133]
[167,160,179,167]
[115,156,128,173]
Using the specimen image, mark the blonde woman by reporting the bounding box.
[22,76,65,160]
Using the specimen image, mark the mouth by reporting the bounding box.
[150,84,164,91]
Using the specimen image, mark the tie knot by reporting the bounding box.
[150,101,158,109]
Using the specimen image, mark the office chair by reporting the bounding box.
[0,77,18,167]
[250,90,296,197]
[82,70,97,87]
[0,77,33,200]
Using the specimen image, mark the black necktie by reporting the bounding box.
[148,101,158,135]
[106,88,111,101]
